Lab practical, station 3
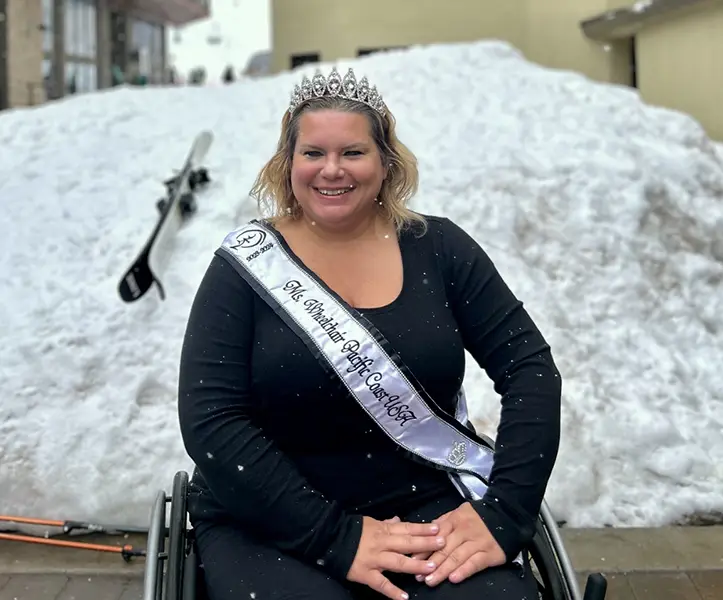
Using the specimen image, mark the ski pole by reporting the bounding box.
[0,532,146,562]
[0,515,149,535]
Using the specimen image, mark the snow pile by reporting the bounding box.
[1,40,722,529]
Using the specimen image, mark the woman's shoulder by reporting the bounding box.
[404,213,476,247]
[405,213,493,274]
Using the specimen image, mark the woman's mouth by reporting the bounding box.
[314,185,356,198]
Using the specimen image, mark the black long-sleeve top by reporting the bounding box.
[178,215,561,581]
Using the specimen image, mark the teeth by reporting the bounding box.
[317,187,353,196]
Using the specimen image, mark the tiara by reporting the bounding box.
[288,67,387,118]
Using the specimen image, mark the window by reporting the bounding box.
[42,57,61,100]
[65,62,96,94]
[152,25,164,82]
[63,0,96,59]
[63,0,97,94]
[291,53,319,69]
[129,18,165,83]
[357,46,405,57]
[41,0,100,98]
[42,0,53,53]
[81,0,97,59]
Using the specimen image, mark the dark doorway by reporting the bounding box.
[290,52,319,69]
[357,46,406,57]
[110,11,127,85]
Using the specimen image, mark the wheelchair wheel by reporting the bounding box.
[164,471,190,600]
[529,518,572,600]
[142,491,167,600]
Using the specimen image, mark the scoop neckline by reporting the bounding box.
[261,219,410,315]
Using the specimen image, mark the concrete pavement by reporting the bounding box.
[0,527,721,599]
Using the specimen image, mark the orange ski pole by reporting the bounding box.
[0,515,148,535]
[0,532,145,562]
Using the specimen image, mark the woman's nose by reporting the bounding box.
[320,156,344,179]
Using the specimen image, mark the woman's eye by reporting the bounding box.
[302,150,363,157]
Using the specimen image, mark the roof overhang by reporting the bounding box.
[581,0,722,41]
[109,0,210,27]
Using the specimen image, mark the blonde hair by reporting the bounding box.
[249,96,427,234]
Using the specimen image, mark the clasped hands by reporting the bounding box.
[347,502,506,600]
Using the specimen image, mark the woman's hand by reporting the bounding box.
[346,515,445,600]
[413,502,506,586]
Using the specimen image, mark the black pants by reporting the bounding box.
[191,493,539,600]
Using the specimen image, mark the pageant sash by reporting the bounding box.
[218,221,522,564]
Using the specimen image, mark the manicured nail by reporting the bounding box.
[427,561,436,569]
[429,524,439,533]
[401,593,409,600]
[425,574,435,583]
[416,575,424,582]
[436,537,445,545]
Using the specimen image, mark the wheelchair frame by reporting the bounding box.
[142,471,608,600]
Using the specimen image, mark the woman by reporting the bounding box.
[178,66,561,600]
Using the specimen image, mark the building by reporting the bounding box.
[270,0,722,141]
[0,0,210,111]
[581,0,723,141]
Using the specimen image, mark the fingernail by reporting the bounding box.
[401,593,409,600]
[425,574,434,583]
[416,575,424,582]
[427,561,436,569]
[436,537,445,545]
[430,524,439,533]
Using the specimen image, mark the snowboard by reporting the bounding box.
[118,130,214,303]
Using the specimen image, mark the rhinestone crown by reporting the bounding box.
[288,67,387,118]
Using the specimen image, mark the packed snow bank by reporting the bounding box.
[1,40,722,530]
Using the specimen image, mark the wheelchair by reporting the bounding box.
[142,470,608,600]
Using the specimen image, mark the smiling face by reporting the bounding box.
[290,109,388,229]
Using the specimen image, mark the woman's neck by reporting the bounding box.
[287,209,393,246]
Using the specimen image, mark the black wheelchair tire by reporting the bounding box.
[164,471,190,600]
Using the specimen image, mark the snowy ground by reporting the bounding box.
[1,40,722,531]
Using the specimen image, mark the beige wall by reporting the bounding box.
[270,0,722,141]
[270,0,634,85]
[635,2,723,140]
[525,0,634,85]
[6,0,46,107]
[271,0,527,73]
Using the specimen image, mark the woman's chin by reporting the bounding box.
[305,197,367,224]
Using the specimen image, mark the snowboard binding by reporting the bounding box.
[156,167,211,218]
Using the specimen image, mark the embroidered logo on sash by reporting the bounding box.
[231,229,266,249]
[447,441,467,467]
[231,229,274,263]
